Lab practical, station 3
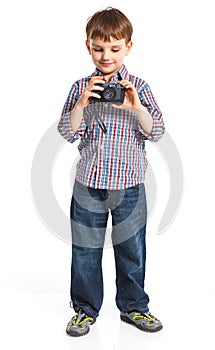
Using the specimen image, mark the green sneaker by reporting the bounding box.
[66,310,96,337]
[120,311,163,333]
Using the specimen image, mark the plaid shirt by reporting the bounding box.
[58,65,165,189]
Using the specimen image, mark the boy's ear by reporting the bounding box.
[86,40,91,55]
[125,40,133,56]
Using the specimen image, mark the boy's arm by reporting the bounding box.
[117,79,165,142]
[57,83,86,143]
[137,81,165,142]
[58,77,105,143]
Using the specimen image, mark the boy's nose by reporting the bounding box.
[101,50,110,60]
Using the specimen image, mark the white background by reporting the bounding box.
[1,0,215,349]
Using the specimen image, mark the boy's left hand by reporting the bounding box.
[113,80,153,135]
[112,80,145,111]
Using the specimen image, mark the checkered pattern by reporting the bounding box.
[58,65,165,189]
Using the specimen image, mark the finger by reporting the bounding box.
[90,77,105,84]
[85,84,104,94]
[90,91,101,99]
[118,79,130,84]
[91,85,104,91]
[84,90,101,99]
[124,82,134,89]
[89,79,105,90]
[118,80,133,89]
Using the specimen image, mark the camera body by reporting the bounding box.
[92,83,125,104]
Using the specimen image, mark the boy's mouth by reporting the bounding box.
[99,62,113,67]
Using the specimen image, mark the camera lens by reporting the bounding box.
[103,87,116,101]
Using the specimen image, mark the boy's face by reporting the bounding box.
[86,37,132,81]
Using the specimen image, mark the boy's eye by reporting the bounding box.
[92,48,120,52]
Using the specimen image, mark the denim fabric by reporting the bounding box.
[70,180,149,318]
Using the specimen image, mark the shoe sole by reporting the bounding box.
[120,315,163,333]
[66,328,90,337]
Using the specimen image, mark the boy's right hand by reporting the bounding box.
[76,76,105,108]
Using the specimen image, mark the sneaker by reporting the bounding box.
[120,311,163,333]
[66,309,96,337]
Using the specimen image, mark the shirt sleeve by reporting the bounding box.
[57,82,86,143]
[137,81,165,143]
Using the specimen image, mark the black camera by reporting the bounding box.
[92,83,125,104]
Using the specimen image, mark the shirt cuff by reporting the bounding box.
[58,112,86,143]
[137,116,165,143]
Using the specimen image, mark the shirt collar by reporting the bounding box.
[91,64,129,82]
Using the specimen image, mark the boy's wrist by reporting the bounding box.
[74,102,85,110]
[133,104,148,112]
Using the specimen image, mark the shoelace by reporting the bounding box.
[68,311,93,327]
[133,312,159,323]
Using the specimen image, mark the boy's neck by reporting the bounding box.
[97,65,123,82]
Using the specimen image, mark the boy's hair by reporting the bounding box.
[86,7,133,44]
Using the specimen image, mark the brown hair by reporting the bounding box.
[86,7,133,44]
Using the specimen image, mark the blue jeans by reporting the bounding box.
[70,180,149,318]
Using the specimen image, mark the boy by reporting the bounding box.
[58,7,165,336]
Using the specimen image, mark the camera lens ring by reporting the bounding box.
[103,87,116,101]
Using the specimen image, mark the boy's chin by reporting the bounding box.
[97,64,113,71]
[96,63,121,74]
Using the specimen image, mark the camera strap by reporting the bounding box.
[94,106,107,133]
